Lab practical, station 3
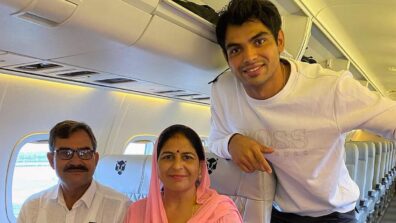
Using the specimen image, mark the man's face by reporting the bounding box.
[47,130,99,190]
[225,19,285,97]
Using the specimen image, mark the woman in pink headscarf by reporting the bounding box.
[124,124,242,223]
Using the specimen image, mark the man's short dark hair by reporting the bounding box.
[49,120,97,152]
[216,0,282,57]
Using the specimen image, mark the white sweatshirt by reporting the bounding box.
[208,59,396,217]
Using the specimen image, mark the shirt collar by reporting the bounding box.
[47,180,97,209]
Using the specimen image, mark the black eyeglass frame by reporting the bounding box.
[53,147,95,160]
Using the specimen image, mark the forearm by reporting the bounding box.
[208,132,235,159]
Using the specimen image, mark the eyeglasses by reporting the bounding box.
[53,147,95,160]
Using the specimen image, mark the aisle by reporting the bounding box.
[380,196,396,223]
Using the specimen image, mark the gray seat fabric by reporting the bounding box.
[94,155,151,202]
[354,142,375,197]
[354,141,377,221]
[345,142,359,181]
[392,142,395,169]
[206,153,275,223]
[344,140,396,223]
[365,142,376,195]
[380,142,389,188]
[356,143,368,202]
[391,142,396,179]
[347,142,368,222]
[373,142,383,189]
[386,142,393,179]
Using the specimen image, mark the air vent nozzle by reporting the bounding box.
[175,93,200,97]
[193,97,210,100]
[58,71,98,77]
[17,63,62,71]
[95,78,136,84]
[155,90,184,94]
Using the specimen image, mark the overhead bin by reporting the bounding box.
[47,0,227,95]
[132,0,226,70]
[134,15,225,70]
[154,0,216,41]
[282,14,312,60]
[0,0,218,54]
[0,0,225,69]
[62,0,156,44]
[0,0,155,59]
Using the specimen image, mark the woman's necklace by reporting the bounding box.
[191,203,198,218]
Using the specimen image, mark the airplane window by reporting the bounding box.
[7,136,58,220]
[201,136,209,152]
[201,137,208,147]
[124,136,156,155]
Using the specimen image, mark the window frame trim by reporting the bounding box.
[5,133,48,222]
[124,135,157,155]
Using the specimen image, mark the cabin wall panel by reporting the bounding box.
[0,77,122,153]
[0,76,10,223]
[105,94,211,154]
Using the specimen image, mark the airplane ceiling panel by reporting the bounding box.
[0,53,39,67]
[52,44,220,95]
[296,0,396,96]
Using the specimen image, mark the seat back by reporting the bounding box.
[373,142,383,187]
[95,155,151,201]
[392,142,396,171]
[351,142,368,201]
[355,142,375,194]
[345,142,359,181]
[386,142,393,174]
[205,153,276,223]
[380,141,389,181]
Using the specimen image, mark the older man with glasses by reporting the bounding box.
[17,120,131,223]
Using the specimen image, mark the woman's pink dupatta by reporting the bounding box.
[125,142,242,223]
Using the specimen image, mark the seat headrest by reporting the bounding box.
[95,155,151,200]
[205,153,275,201]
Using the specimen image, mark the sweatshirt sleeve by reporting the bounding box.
[334,72,396,139]
[208,81,236,159]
